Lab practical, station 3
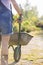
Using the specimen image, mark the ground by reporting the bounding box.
[0,31,43,65]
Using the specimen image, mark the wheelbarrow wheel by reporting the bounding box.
[14,46,21,62]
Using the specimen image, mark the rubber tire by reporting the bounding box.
[14,47,21,62]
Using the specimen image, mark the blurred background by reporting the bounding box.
[12,0,43,32]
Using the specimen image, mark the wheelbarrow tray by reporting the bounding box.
[9,32,33,45]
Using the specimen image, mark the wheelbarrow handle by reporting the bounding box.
[17,14,22,45]
[17,14,23,23]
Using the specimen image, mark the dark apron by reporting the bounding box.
[0,0,13,34]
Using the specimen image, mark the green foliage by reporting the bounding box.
[12,2,41,32]
[35,16,43,29]
[21,20,30,32]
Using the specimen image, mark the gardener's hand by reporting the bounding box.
[17,14,23,23]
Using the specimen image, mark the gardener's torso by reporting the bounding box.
[0,0,11,10]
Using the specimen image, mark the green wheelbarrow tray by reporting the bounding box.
[9,32,33,45]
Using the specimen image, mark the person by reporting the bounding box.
[0,0,22,65]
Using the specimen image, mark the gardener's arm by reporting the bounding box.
[11,0,22,15]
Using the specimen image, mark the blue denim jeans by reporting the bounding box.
[0,2,12,35]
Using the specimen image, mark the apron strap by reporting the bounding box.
[0,0,1,2]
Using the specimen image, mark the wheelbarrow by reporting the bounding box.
[9,16,33,62]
